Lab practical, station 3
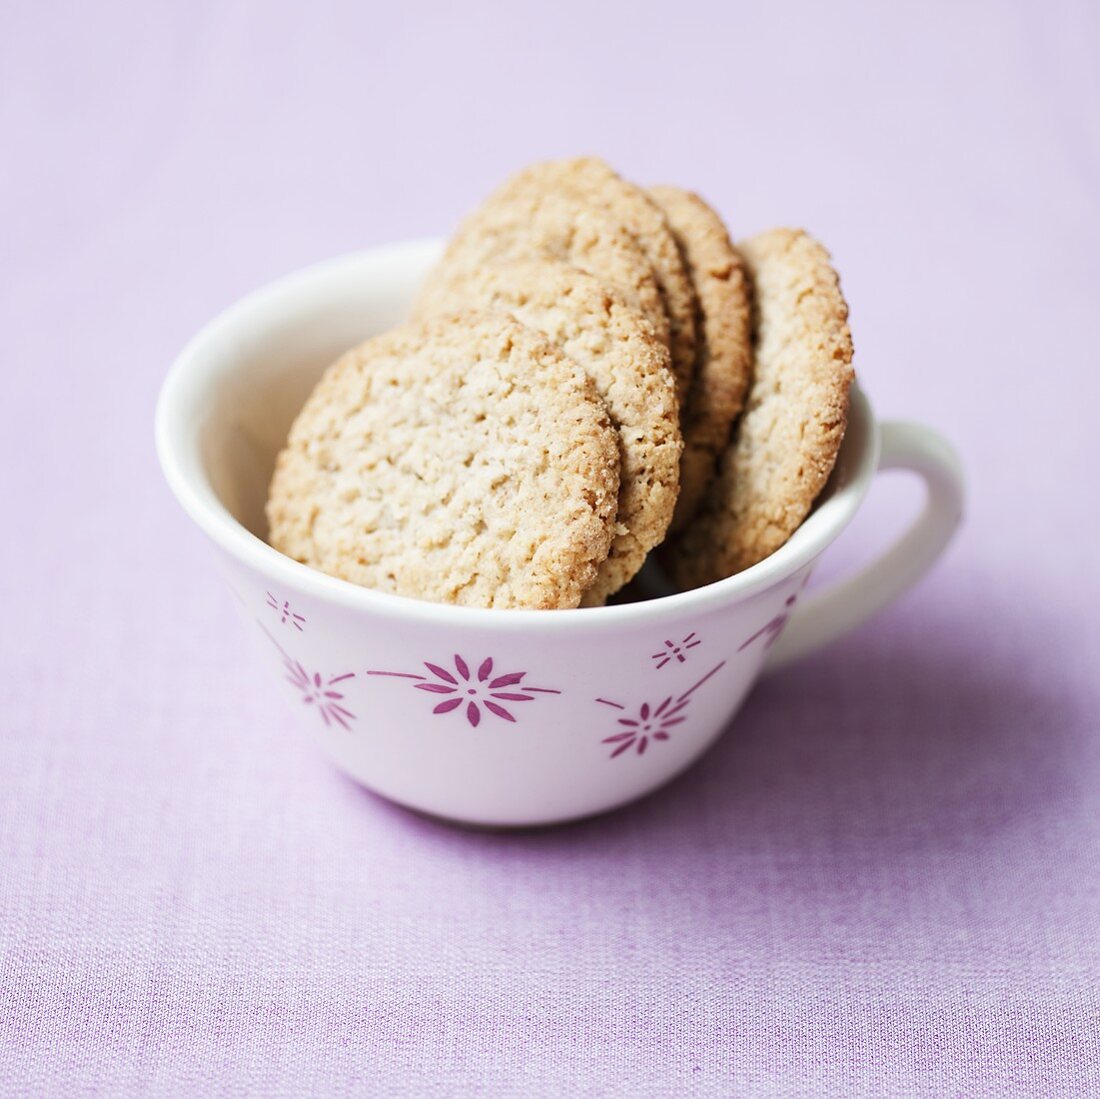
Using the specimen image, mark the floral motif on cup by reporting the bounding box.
[266,591,306,631]
[258,622,355,730]
[738,594,797,652]
[368,655,561,727]
[650,631,701,669]
[596,661,726,759]
[283,660,356,729]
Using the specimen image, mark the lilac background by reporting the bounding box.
[3,1,1100,1095]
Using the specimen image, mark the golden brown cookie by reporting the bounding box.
[666,228,854,587]
[266,312,620,609]
[416,259,681,605]
[503,158,698,405]
[415,187,669,348]
[648,186,753,533]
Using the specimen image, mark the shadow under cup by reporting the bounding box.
[158,240,886,826]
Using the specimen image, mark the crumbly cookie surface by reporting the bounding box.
[266,312,620,609]
[649,186,752,533]
[415,186,668,348]
[666,228,854,587]
[417,259,681,605]
[507,158,698,405]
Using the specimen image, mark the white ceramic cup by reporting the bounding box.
[156,239,965,827]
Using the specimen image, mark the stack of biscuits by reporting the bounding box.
[267,158,855,609]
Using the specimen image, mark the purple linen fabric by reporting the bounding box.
[3,1,1099,1095]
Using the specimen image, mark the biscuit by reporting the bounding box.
[648,186,753,533]
[666,228,854,587]
[506,158,698,405]
[266,312,620,609]
[416,259,682,605]
[416,188,669,348]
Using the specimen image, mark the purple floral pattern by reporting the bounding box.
[738,594,797,652]
[284,661,356,729]
[258,622,355,730]
[596,661,726,759]
[266,592,305,631]
[245,578,810,745]
[368,656,561,727]
[599,697,687,757]
[651,632,701,669]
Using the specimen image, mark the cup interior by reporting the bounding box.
[172,241,438,541]
[158,239,876,612]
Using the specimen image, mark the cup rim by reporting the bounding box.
[155,239,880,631]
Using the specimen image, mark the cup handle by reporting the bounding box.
[765,420,965,671]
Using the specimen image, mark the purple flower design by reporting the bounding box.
[267,592,305,631]
[368,655,561,727]
[738,594,797,652]
[283,659,355,729]
[257,621,354,730]
[601,697,688,757]
[651,631,701,669]
[596,661,726,760]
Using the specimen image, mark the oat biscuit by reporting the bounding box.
[505,158,698,404]
[649,186,753,532]
[417,259,681,604]
[415,188,668,348]
[266,312,620,609]
[666,228,854,587]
